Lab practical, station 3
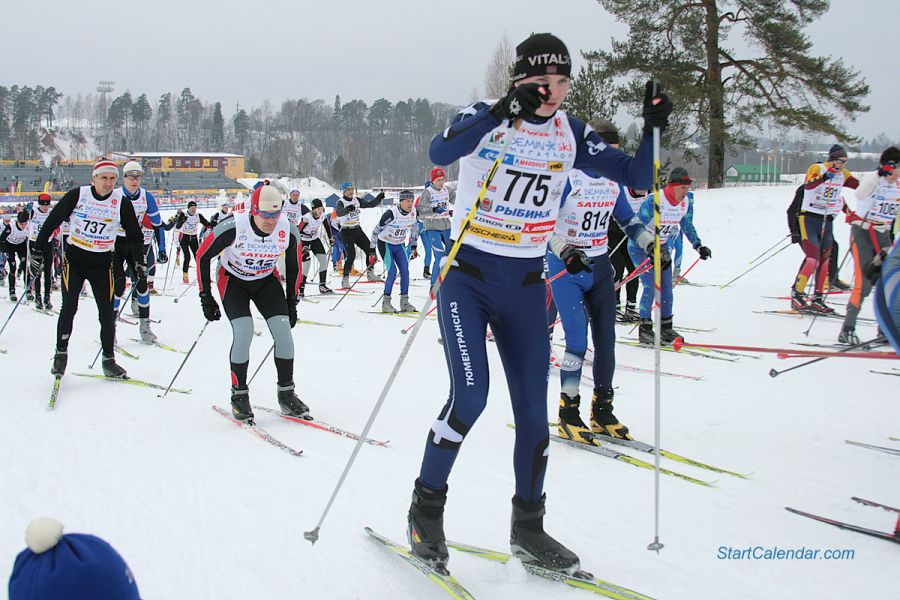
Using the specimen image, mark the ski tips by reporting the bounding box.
[303,527,320,545]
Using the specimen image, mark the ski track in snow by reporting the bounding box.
[1,187,898,599]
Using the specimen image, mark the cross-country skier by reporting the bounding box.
[418,168,455,284]
[195,181,310,424]
[34,160,146,379]
[0,212,30,302]
[207,200,232,228]
[788,144,859,313]
[613,185,647,321]
[113,161,167,343]
[407,32,669,575]
[173,201,210,284]
[372,189,419,313]
[335,182,384,288]
[27,194,57,309]
[839,146,900,344]
[549,121,657,443]
[872,230,899,355]
[299,199,335,296]
[628,168,709,344]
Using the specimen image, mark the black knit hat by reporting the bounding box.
[512,33,571,83]
[880,146,900,165]
[827,144,847,161]
[17,211,29,223]
[398,189,415,202]
[311,198,323,210]
[667,167,692,186]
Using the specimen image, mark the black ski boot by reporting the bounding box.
[423,265,432,279]
[34,295,44,310]
[638,319,654,345]
[557,393,593,444]
[298,284,305,298]
[791,290,810,312]
[510,494,580,574]
[622,302,639,323]
[407,479,450,571]
[51,350,68,376]
[318,283,334,295]
[277,382,311,419]
[9,289,17,302]
[43,294,52,310]
[230,385,254,423]
[101,355,128,379]
[661,316,682,345]
[590,388,632,440]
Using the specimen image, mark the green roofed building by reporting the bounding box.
[724,163,784,184]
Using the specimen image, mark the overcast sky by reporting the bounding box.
[4,0,896,140]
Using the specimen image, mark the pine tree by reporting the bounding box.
[589,0,869,187]
[212,102,225,151]
[233,108,250,156]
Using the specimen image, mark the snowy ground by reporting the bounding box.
[2,185,898,599]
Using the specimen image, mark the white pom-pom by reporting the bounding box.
[25,517,64,553]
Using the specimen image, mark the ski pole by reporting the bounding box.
[608,234,628,259]
[671,337,895,359]
[157,320,210,398]
[402,306,437,334]
[615,257,651,291]
[748,234,791,266]
[647,79,664,555]
[247,343,275,385]
[673,257,701,287]
[88,282,138,370]
[304,118,522,545]
[768,337,890,377]
[160,227,175,295]
[330,267,369,312]
[173,279,194,303]
[0,273,37,340]
[719,242,791,287]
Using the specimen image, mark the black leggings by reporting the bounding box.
[28,241,53,299]
[180,234,199,273]
[5,243,26,291]
[340,227,374,277]
[609,222,638,305]
[58,252,116,356]
[218,269,294,387]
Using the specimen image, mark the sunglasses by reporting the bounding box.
[125,174,142,180]
[257,208,282,219]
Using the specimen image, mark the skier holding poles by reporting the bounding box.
[405,33,670,575]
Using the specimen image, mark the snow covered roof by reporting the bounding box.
[109,151,244,158]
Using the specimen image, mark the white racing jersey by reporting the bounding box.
[624,188,647,214]
[801,164,849,216]
[376,205,418,245]
[220,211,291,281]
[181,212,201,235]
[554,170,620,257]
[856,177,900,225]
[656,194,689,245]
[68,186,122,253]
[282,200,303,226]
[299,209,326,242]
[28,207,53,242]
[5,223,29,245]
[452,113,577,258]
[336,197,362,228]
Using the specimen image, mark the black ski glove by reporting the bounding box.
[30,252,44,273]
[645,242,672,271]
[790,232,801,244]
[287,297,298,328]
[134,261,149,280]
[696,245,712,260]
[199,292,221,322]
[560,245,592,274]
[490,83,549,122]
[375,191,385,202]
[642,80,673,134]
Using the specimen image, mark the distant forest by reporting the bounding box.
[0,83,896,187]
